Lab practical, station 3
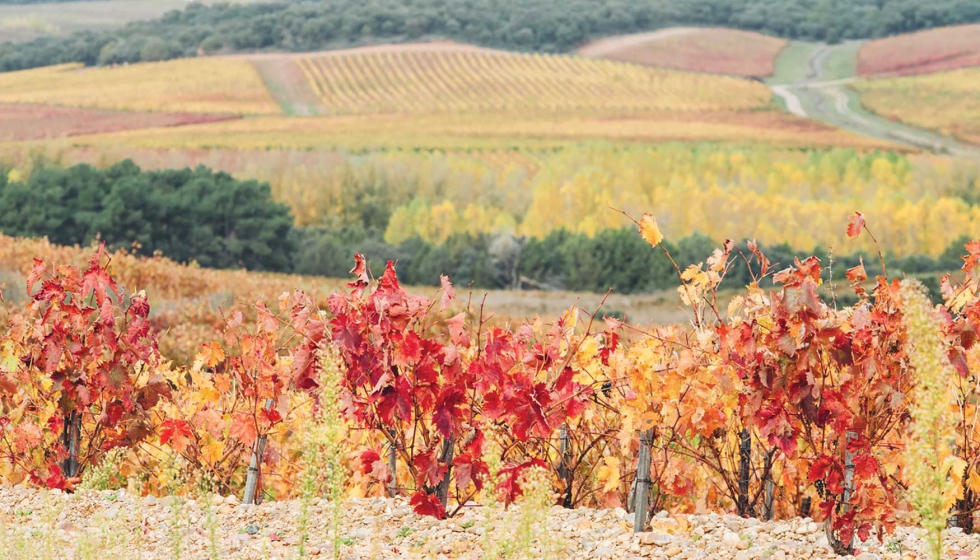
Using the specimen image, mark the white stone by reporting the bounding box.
[771,523,791,536]
[722,532,741,547]
[638,532,672,546]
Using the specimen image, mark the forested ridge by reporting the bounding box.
[2,0,980,71]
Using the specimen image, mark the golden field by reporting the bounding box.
[854,68,980,145]
[47,109,891,153]
[0,60,280,115]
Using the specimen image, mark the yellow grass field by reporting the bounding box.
[854,68,980,145]
[54,110,892,152]
[0,60,281,115]
[295,48,772,115]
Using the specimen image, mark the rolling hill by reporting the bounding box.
[0,45,887,151]
[579,27,787,78]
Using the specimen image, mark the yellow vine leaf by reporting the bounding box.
[596,456,621,493]
[949,286,976,313]
[575,336,599,369]
[201,439,225,466]
[199,341,226,369]
[948,456,968,491]
[639,213,664,247]
[968,470,980,494]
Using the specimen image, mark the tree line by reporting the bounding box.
[294,225,956,300]
[0,160,962,296]
[2,0,980,71]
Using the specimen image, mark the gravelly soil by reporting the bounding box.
[0,486,973,559]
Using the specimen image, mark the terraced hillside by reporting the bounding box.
[579,27,787,78]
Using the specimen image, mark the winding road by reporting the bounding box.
[770,43,980,157]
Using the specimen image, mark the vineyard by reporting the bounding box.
[0,234,695,342]
[0,46,897,156]
[579,28,787,78]
[857,24,980,77]
[853,68,980,146]
[0,213,979,559]
[294,47,771,115]
[0,60,280,115]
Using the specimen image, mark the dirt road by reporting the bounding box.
[769,42,980,156]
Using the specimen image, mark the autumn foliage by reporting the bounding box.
[0,245,169,488]
[331,255,593,517]
[5,210,980,553]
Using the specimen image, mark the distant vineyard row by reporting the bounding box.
[296,50,768,115]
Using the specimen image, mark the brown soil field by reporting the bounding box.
[0,104,238,142]
[579,28,788,78]
[857,24,980,77]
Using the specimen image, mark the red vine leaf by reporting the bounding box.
[847,212,865,238]
[409,491,446,519]
[159,418,195,454]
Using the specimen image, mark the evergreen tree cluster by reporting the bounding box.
[293,225,962,297]
[0,161,295,271]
